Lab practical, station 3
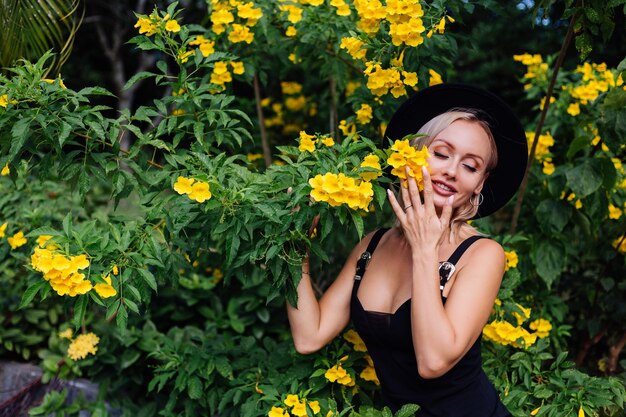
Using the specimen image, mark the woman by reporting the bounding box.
[287,84,527,416]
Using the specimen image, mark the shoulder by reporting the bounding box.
[462,236,505,273]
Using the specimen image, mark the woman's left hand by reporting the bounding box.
[387,166,454,252]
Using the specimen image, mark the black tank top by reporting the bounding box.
[350,228,511,417]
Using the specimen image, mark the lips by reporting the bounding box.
[432,180,457,195]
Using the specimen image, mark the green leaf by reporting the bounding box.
[137,268,157,292]
[123,71,157,90]
[349,209,364,240]
[19,281,47,309]
[72,295,88,330]
[565,160,602,197]
[187,376,202,400]
[394,404,420,417]
[531,240,565,288]
[535,200,572,233]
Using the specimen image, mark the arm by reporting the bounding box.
[287,233,374,354]
[387,166,505,378]
[410,239,504,378]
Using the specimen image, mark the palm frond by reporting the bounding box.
[0,0,83,76]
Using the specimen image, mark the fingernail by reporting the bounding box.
[422,166,428,174]
[447,195,454,204]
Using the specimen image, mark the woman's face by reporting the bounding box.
[425,119,493,211]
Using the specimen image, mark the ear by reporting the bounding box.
[474,171,489,195]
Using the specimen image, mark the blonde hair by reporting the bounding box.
[397,108,498,241]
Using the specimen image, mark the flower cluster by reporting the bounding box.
[210,0,263,41]
[67,332,100,361]
[386,139,430,188]
[343,330,380,385]
[173,176,212,203]
[268,394,321,417]
[569,62,624,105]
[210,60,245,90]
[513,53,549,86]
[364,62,418,97]
[526,131,555,175]
[134,11,181,37]
[560,191,583,210]
[31,244,93,297]
[309,173,374,211]
[483,301,552,349]
[325,364,355,386]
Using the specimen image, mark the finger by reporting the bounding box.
[405,166,422,209]
[421,166,434,212]
[440,195,454,227]
[387,188,407,221]
[399,176,411,211]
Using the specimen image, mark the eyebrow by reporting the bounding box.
[431,138,486,164]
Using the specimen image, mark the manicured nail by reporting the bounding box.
[447,195,454,204]
[422,166,428,174]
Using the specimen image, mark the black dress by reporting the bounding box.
[350,228,511,417]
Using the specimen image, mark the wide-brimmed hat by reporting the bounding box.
[384,83,527,218]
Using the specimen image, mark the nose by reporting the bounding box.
[443,159,457,178]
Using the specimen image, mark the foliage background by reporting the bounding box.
[1,0,626,416]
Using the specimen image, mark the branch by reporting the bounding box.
[253,74,271,168]
[509,8,581,234]
[608,331,626,373]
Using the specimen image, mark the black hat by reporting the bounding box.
[384,83,528,218]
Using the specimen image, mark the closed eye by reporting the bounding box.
[433,151,448,159]
[463,164,478,173]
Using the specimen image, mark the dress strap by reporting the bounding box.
[354,228,390,283]
[439,235,485,292]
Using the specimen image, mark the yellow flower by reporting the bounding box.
[321,136,335,147]
[578,406,585,417]
[530,407,540,416]
[308,400,321,414]
[325,364,354,385]
[343,329,367,351]
[360,365,380,384]
[542,160,555,175]
[230,61,245,75]
[174,176,195,195]
[402,71,418,87]
[42,78,67,89]
[268,406,288,417]
[1,163,9,176]
[299,131,317,152]
[529,319,552,338]
[188,181,212,203]
[291,401,307,417]
[94,274,117,298]
[189,35,215,57]
[0,222,6,238]
[360,154,382,181]
[286,26,297,37]
[177,49,195,63]
[567,102,580,116]
[0,94,16,108]
[8,231,27,250]
[285,96,306,111]
[135,16,158,36]
[284,394,299,407]
[36,235,53,248]
[429,69,443,86]
[59,328,73,339]
[228,24,254,44]
[356,103,373,124]
[513,303,531,325]
[165,19,181,32]
[67,332,99,360]
[608,204,622,219]
[504,250,518,271]
[112,264,119,275]
[281,82,303,95]
[340,37,367,60]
